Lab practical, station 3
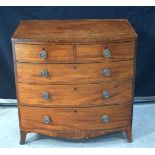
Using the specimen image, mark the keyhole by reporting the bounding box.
[74,66,77,70]
[74,87,77,91]
[74,109,77,113]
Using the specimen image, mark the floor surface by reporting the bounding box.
[0,103,155,148]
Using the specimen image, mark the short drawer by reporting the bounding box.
[18,81,132,107]
[76,41,135,62]
[20,104,131,131]
[16,60,133,84]
[15,44,74,62]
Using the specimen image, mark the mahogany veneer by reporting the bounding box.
[12,19,137,144]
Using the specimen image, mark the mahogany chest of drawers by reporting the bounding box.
[11,19,137,144]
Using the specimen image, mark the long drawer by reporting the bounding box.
[18,81,132,107]
[16,60,133,84]
[20,104,131,131]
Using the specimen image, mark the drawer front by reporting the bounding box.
[76,41,135,62]
[15,44,74,62]
[18,81,132,107]
[16,60,133,84]
[20,104,131,131]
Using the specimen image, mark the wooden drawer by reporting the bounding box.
[20,104,131,131]
[76,41,135,62]
[16,60,133,84]
[18,81,132,107]
[15,44,74,62]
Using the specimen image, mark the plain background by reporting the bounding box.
[0,6,155,99]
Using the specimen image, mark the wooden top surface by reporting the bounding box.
[12,19,137,43]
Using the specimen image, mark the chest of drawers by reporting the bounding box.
[11,19,137,144]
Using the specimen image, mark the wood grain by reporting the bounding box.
[20,104,131,131]
[15,41,135,63]
[16,60,133,84]
[22,127,130,140]
[15,44,74,63]
[18,80,132,107]
[76,41,135,62]
[12,19,137,43]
